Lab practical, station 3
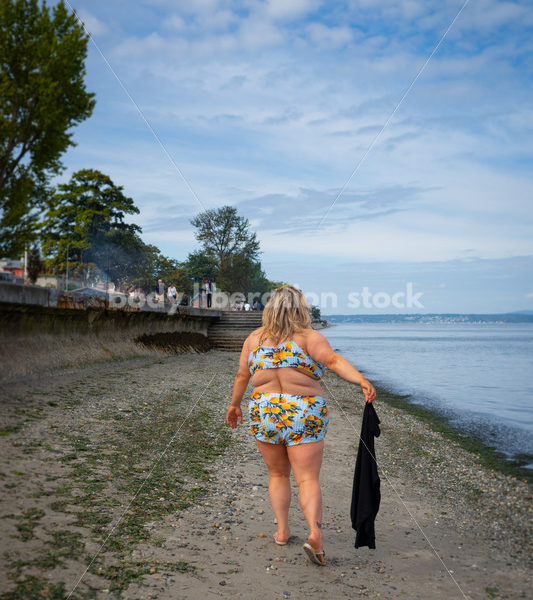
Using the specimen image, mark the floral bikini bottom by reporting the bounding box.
[248,390,329,446]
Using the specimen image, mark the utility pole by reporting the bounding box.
[65,244,70,291]
[106,249,110,310]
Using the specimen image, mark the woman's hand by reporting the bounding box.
[361,379,376,403]
[226,405,243,429]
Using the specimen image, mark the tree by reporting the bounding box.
[190,206,266,293]
[0,0,95,255]
[154,254,190,294]
[184,249,218,283]
[106,242,190,294]
[190,206,260,266]
[217,253,274,296]
[27,245,42,284]
[41,169,140,282]
[310,305,322,322]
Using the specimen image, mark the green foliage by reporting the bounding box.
[0,0,95,255]
[218,253,272,295]
[39,169,195,291]
[310,305,321,321]
[191,205,260,265]
[42,169,140,281]
[190,205,279,294]
[185,249,218,282]
[152,253,189,293]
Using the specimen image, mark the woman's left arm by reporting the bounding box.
[226,335,253,428]
[306,330,377,403]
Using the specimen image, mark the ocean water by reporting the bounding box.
[322,322,533,466]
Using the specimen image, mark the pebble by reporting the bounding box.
[8,352,530,600]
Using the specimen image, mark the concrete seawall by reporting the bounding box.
[0,282,220,383]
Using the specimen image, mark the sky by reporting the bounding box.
[56,0,532,314]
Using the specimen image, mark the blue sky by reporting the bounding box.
[58,0,532,313]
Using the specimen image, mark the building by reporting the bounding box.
[0,258,24,278]
[0,258,24,283]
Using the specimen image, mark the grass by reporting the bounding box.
[0,401,48,437]
[15,508,45,541]
[2,388,231,599]
[375,386,533,484]
[0,575,93,600]
[0,424,24,436]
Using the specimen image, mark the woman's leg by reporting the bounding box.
[287,440,325,562]
[255,440,291,541]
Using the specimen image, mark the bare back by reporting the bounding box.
[245,327,330,396]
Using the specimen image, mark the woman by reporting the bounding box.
[226,285,376,566]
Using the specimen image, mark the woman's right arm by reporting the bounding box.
[306,330,377,403]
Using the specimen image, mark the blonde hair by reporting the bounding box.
[261,285,311,345]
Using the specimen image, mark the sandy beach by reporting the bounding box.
[0,350,531,600]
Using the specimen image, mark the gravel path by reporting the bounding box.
[0,351,531,600]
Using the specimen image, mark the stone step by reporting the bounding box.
[208,331,250,336]
[212,315,263,323]
[214,317,263,324]
[209,339,249,345]
[208,325,257,331]
[208,327,256,335]
[211,343,245,351]
[207,312,262,350]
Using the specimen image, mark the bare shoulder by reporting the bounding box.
[301,328,335,363]
[244,327,264,348]
[302,328,329,345]
[239,328,263,366]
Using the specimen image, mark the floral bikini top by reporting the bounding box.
[248,336,327,379]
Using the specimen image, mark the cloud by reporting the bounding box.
[162,14,186,31]
[231,184,426,233]
[61,0,533,310]
[306,23,354,48]
[263,0,320,21]
[77,8,109,36]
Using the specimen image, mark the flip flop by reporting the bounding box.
[303,542,326,566]
[273,533,288,546]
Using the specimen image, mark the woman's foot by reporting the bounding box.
[307,529,326,565]
[274,529,290,545]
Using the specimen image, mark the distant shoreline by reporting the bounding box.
[310,320,333,330]
[324,312,533,324]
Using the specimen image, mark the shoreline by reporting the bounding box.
[365,382,533,485]
[0,350,531,599]
[322,321,533,484]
